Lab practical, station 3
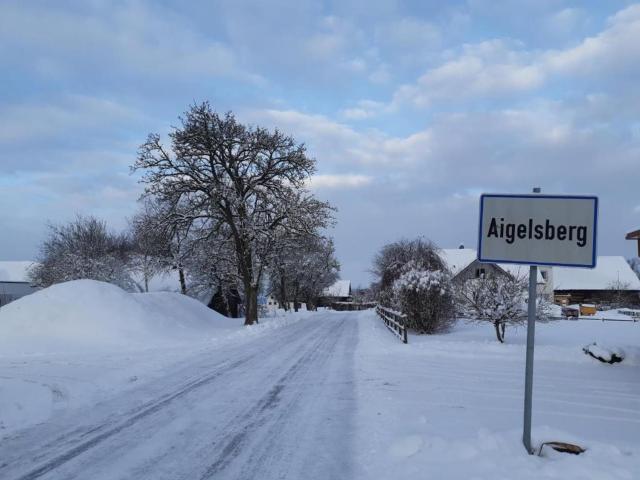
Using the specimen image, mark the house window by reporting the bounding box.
[541,271,548,281]
[475,268,486,278]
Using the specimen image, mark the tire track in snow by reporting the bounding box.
[0,317,330,480]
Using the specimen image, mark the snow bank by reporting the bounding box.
[0,279,239,356]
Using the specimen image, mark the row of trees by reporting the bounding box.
[31,103,340,325]
[372,238,550,343]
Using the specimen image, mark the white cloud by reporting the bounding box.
[0,2,256,83]
[544,4,640,76]
[393,5,640,108]
[308,174,373,189]
[247,108,434,168]
[393,40,544,107]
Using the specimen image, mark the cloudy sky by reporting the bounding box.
[2,0,640,286]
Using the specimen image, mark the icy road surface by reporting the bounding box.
[0,313,356,480]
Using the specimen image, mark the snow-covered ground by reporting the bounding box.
[1,284,639,479]
[355,311,640,479]
[0,280,309,435]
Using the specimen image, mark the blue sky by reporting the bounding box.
[1,0,640,286]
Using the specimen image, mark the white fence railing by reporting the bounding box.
[375,305,408,344]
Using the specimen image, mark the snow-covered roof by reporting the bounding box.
[0,261,36,283]
[553,256,640,291]
[323,279,351,297]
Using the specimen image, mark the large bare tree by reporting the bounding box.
[133,102,333,325]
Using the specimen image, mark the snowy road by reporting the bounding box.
[0,313,357,480]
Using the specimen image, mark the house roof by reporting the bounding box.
[553,256,640,291]
[626,229,640,240]
[323,279,351,297]
[0,261,36,283]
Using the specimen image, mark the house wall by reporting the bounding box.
[554,289,640,306]
[453,260,508,283]
[452,260,552,300]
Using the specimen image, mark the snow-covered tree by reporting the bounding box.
[30,215,134,290]
[268,235,340,311]
[372,237,446,308]
[129,200,173,292]
[133,102,334,325]
[129,197,192,294]
[457,274,529,343]
[372,238,455,333]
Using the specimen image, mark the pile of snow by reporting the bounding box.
[0,279,239,355]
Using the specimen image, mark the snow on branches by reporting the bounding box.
[132,102,335,325]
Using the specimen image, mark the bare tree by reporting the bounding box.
[133,102,333,325]
[607,279,634,308]
[30,215,133,290]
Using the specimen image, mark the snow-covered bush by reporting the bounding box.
[372,238,454,334]
[457,274,528,343]
[393,265,455,334]
[30,216,134,291]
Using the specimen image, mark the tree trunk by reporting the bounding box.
[178,267,187,295]
[494,321,504,343]
[244,284,259,326]
[279,275,288,311]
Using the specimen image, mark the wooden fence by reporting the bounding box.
[375,305,408,344]
[331,302,377,311]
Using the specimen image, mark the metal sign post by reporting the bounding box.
[523,188,540,454]
[477,188,598,454]
[523,263,537,453]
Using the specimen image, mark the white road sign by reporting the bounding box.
[478,194,598,268]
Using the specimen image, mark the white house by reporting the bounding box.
[319,279,352,306]
[0,261,39,307]
[439,248,550,298]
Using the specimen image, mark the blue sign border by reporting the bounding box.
[477,193,598,268]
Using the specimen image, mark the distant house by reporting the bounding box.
[439,248,550,299]
[0,261,39,307]
[552,256,640,305]
[318,279,352,306]
[440,248,640,306]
